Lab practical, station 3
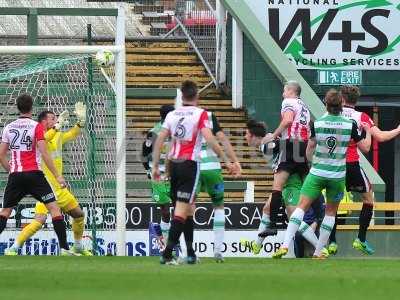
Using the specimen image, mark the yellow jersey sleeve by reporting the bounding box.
[44,128,57,141]
[61,125,81,144]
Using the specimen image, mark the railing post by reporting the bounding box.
[27,8,38,45]
[216,0,227,85]
[232,19,243,109]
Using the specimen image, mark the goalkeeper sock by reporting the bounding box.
[72,216,84,250]
[52,216,69,250]
[163,216,185,259]
[314,215,335,256]
[213,208,225,254]
[183,216,195,257]
[15,220,43,248]
[160,220,170,241]
[283,208,304,248]
[298,221,318,248]
[0,215,7,234]
[256,213,271,246]
[358,203,373,242]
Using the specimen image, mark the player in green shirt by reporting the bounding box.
[243,120,323,255]
[142,105,175,243]
[273,89,371,259]
[197,112,241,262]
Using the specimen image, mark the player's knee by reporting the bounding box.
[0,208,12,218]
[263,203,270,214]
[45,202,62,217]
[69,207,84,219]
[361,192,374,204]
[160,205,170,222]
[35,214,47,224]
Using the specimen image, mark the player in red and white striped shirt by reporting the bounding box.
[262,81,311,234]
[339,85,400,255]
[152,80,236,265]
[0,94,73,255]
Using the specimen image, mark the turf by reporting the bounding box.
[0,257,399,300]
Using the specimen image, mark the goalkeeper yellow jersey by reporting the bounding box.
[42,125,81,188]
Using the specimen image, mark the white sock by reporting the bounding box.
[298,221,318,248]
[256,213,271,246]
[283,208,305,248]
[213,208,225,254]
[314,215,335,256]
[160,220,170,241]
[74,239,82,250]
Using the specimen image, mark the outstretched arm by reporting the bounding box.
[61,125,81,144]
[216,131,241,175]
[357,123,372,153]
[370,125,400,143]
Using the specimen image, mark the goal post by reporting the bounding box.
[0,44,126,256]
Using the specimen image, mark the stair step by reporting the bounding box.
[126,54,198,63]
[126,47,189,53]
[126,42,188,49]
[126,99,232,106]
[126,110,244,117]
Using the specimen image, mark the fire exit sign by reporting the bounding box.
[318,70,362,85]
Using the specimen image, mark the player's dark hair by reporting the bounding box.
[181,80,198,102]
[325,89,342,115]
[340,85,360,105]
[246,119,267,137]
[160,105,175,122]
[38,110,55,123]
[16,94,33,114]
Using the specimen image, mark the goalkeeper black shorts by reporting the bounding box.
[170,160,200,204]
[3,171,56,208]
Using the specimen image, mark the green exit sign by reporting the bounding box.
[318,70,362,85]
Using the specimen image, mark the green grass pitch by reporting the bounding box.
[0,257,399,300]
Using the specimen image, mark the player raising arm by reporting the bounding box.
[5,102,92,256]
[243,120,324,256]
[273,89,371,259]
[262,81,311,232]
[0,94,72,255]
[341,85,400,255]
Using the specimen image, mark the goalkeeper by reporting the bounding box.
[5,103,92,256]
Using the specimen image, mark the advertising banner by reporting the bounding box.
[0,230,293,258]
[245,0,400,70]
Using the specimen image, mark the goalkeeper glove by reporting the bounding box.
[74,102,87,127]
[55,110,70,130]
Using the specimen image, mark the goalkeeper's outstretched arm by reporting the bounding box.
[62,102,86,144]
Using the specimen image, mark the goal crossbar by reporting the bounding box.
[0,45,124,54]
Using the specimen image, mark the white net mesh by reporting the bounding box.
[0,53,117,255]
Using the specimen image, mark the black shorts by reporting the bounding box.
[170,160,199,204]
[2,171,56,208]
[346,162,371,193]
[273,140,309,178]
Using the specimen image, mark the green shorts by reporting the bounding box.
[301,173,345,203]
[197,169,224,206]
[283,187,300,206]
[282,173,303,206]
[151,181,171,205]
